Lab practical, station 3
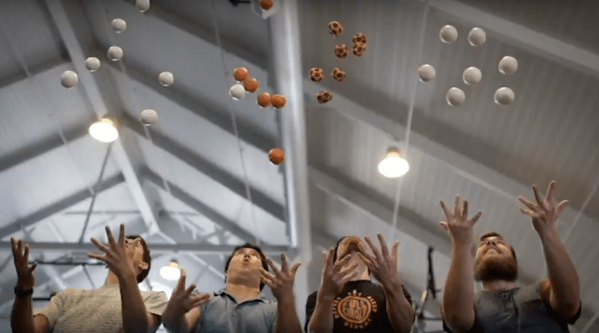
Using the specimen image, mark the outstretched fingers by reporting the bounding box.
[454,195,462,217]
[469,211,483,225]
[556,200,569,216]
[440,201,452,221]
[532,185,547,211]
[518,196,537,211]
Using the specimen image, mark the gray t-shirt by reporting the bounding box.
[192,289,277,333]
[33,283,168,333]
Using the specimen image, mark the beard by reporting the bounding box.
[474,253,518,282]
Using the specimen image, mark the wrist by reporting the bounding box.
[382,277,402,294]
[14,286,34,298]
[539,227,560,242]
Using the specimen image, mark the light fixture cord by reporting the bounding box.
[391,0,430,237]
[211,0,259,246]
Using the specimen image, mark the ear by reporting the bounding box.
[138,262,149,271]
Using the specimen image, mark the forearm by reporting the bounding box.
[119,273,150,333]
[307,291,335,333]
[11,296,34,333]
[443,242,475,330]
[161,307,190,333]
[383,279,414,333]
[275,296,302,333]
[540,229,580,309]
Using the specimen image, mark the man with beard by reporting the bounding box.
[305,234,414,333]
[440,181,581,333]
[162,243,304,333]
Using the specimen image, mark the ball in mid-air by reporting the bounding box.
[111,18,127,33]
[352,43,367,56]
[417,64,436,82]
[259,0,274,10]
[328,21,344,36]
[271,94,287,109]
[140,109,158,125]
[446,87,465,106]
[463,67,482,85]
[316,91,333,104]
[233,67,249,82]
[158,72,174,87]
[257,92,271,108]
[135,0,150,12]
[107,46,123,61]
[243,78,259,93]
[309,68,325,82]
[494,87,515,105]
[60,71,78,88]
[269,148,285,165]
[85,57,101,72]
[352,33,367,45]
[229,83,246,100]
[335,44,349,59]
[468,27,486,47]
[331,68,346,82]
[439,25,458,43]
[498,56,518,75]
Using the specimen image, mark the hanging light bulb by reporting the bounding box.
[89,118,118,143]
[160,260,180,281]
[378,147,410,178]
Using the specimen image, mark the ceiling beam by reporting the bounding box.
[0,173,125,240]
[122,114,285,222]
[44,0,159,234]
[0,59,68,91]
[304,79,586,227]
[309,165,452,257]
[141,167,281,247]
[0,240,289,255]
[424,0,599,76]
[0,124,89,174]
[122,0,268,70]
[101,60,274,153]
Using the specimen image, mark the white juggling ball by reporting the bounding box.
[111,18,127,33]
[446,87,465,107]
[439,25,458,43]
[107,46,123,61]
[499,56,518,75]
[494,87,515,105]
[60,71,78,88]
[85,57,101,72]
[468,27,486,47]
[229,83,246,100]
[158,72,174,87]
[135,0,150,12]
[463,67,482,85]
[140,109,158,125]
[418,64,436,82]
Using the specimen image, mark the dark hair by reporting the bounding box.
[224,243,269,290]
[127,235,151,283]
[333,236,371,275]
[478,232,517,260]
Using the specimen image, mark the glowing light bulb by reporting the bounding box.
[378,148,410,178]
[89,118,118,143]
[160,260,180,281]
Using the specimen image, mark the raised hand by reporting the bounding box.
[439,195,483,244]
[11,237,37,290]
[356,233,400,289]
[87,224,136,280]
[259,254,302,301]
[168,270,212,314]
[317,248,360,298]
[518,181,569,235]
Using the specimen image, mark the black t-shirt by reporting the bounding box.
[304,280,413,333]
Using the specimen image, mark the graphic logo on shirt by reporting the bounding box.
[333,289,378,329]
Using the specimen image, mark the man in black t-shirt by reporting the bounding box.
[305,234,414,333]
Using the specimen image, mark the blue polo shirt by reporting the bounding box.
[192,288,278,333]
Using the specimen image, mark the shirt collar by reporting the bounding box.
[215,288,272,304]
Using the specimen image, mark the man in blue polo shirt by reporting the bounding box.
[162,243,304,333]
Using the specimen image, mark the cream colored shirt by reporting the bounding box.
[33,282,167,333]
